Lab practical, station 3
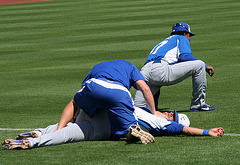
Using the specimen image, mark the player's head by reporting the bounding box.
[173,110,191,127]
[163,110,190,127]
[171,22,195,37]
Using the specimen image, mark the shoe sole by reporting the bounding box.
[16,132,38,140]
[129,125,155,144]
[190,108,216,112]
[201,108,216,111]
[2,139,32,150]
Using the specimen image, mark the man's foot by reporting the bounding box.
[2,139,32,150]
[190,104,216,112]
[16,131,40,140]
[127,125,155,144]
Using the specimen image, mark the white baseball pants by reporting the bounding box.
[134,60,207,110]
[28,109,111,148]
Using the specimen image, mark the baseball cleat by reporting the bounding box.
[16,131,39,140]
[190,104,216,112]
[128,125,155,144]
[2,139,32,150]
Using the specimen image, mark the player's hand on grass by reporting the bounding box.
[209,128,224,137]
[206,65,214,76]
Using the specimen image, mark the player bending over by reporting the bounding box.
[2,107,224,150]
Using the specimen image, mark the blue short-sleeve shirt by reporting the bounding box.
[82,59,146,90]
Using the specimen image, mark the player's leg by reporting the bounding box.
[134,85,161,109]
[28,121,92,148]
[2,122,91,150]
[76,110,111,141]
[150,60,207,110]
[106,86,154,144]
[73,79,108,118]
[134,89,147,107]
[153,89,160,110]
[134,61,162,108]
[16,123,59,140]
[16,125,57,140]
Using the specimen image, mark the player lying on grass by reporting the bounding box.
[2,107,224,150]
[133,107,223,137]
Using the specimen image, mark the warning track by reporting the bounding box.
[0,0,51,5]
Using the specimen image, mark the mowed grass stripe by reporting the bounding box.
[2,1,237,42]
[1,0,238,53]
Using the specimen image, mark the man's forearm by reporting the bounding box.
[136,80,156,114]
[183,126,204,136]
[55,100,75,131]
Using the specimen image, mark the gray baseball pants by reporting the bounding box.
[134,60,207,110]
[28,109,111,148]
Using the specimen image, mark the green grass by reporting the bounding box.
[0,0,240,164]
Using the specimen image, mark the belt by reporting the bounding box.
[144,60,160,65]
[145,59,176,65]
[153,59,162,63]
[153,59,177,65]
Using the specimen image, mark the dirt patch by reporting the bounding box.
[0,0,51,5]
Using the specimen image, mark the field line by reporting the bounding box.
[224,133,240,136]
[0,128,34,131]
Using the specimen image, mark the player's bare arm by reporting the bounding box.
[135,80,156,113]
[55,100,75,131]
[135,80,167,118]
[183,126,224,136]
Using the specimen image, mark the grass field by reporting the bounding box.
[0,0,240,164]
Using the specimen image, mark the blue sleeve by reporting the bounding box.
[179,53,198,62]
[163,121,184,136]
[145,121,184,136]
[179,53,207,68]
[131,65,146,89]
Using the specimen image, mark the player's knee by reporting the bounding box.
[191,60,205,72]
[195,60,205,68]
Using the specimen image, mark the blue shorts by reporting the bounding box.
[74,78,137,136]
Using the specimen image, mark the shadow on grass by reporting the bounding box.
[157,108,191,113]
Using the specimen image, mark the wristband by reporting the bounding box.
[202,129,210,136]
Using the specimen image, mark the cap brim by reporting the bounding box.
[189,32,195,36]
[174,110,179,123]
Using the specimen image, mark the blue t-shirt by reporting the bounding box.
[82,60,146,90]
[146,35,197,65]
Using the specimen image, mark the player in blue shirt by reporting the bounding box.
[55,60,164,144]
[134,22,216,112]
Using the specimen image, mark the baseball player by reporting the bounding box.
[134,22,216,112]
[2,107,224,150]
[134,107,223,137]
[55,59,164,143]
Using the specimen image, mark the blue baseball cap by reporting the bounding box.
[172,22,195,36]
[174,110,191,127]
